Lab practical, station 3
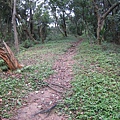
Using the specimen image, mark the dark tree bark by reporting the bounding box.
[30,7,33,35]
[62,11,67,37]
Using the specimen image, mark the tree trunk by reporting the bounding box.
[40,25,46,43]
[23,27,36,42]
[54,13,65,36]
[97,17,105,45]
[12,0,19,53]
[57,25,65,36]
[15,14,38,43]
[30,7,33,35]
[62,11,67,37]
[0,41,23,70]
[93,0,120,44]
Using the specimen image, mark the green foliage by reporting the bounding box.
[0,32,2,39]
[34,4,50,25]
[68,22,77,35]
[46,33,64,41]
[63,39,120,119]
[0,59,5,66]
[21,39,34,48]
[0,77,26,118]
[0,36,77,118]
[0,59,8,71]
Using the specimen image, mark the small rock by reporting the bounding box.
[41,98,44,101]
[56,96,59,99]
[37,105,42,109]
[49,101,52,104]
[58,112,62,116]
[35,91,39,94]
[69,111,72,114]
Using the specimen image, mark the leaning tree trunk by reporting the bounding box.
[0,41,23,71]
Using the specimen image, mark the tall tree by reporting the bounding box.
[16,0,37,42]
[34,3,50,43]
[69,0,89,36]
[49,0,71,37]
[12,0,19,53]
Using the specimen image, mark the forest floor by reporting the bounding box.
[1,37,82,120]
[1,36,120,120]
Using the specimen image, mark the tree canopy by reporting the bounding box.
[0,0,120,50]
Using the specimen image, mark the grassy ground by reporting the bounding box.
[64,37,120,120]
[0,36,77,118]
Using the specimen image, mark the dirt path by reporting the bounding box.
[10,39,82,120]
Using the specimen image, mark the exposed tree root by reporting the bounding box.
[33,103,57,117]
[47,85,64,93]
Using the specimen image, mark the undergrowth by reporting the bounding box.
[64,38,120,120]
[0,35,77,118]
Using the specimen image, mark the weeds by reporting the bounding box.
[0,36,77,118]
[64,39,120,119]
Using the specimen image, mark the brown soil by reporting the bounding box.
[8,39,82,120]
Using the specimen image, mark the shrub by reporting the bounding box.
[22,39,34,48]
[0,59,8,71]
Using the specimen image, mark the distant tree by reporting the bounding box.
[0,0,12,41]
[68,0,89,36]
[12,0,19,53]
[16,0,37,42]
[49,0,71,37]
[34,3,50,43]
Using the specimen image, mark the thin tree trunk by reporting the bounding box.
[54,13,65,36]
[57,25,65,36]
[40,26,44,43]
[15,14,38,43]
[62,11,67,37]
[30,7,33,34]
[23,27,36,41]
[40,25,46,43]
[12,0,19,53]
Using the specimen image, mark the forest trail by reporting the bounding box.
[10,39,82,120]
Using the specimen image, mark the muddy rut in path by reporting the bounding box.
[11,39,82,120]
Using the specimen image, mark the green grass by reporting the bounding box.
[0,35,77,118]
[64,38,120,120]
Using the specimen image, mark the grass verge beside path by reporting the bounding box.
[64,37,120,120]
[0,36,77,118]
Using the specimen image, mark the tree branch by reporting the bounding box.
[102,1,120,19]
[92,0,100,19]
